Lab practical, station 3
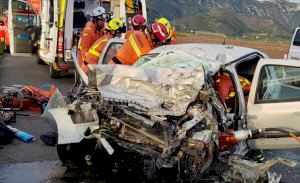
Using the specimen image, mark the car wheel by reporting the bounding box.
[57,139,97,169]
[49,62,60,79]
[36,53,45,65]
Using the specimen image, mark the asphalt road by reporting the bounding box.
[0,53,299,183]
[0,54,74,163]
[0,54,75,182]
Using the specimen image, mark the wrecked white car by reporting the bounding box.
[44,43,300,182]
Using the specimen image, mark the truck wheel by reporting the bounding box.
[50,62,60,79]
[35,53,45,65]
[57,139,97,169]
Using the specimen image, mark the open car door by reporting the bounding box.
[247,59,300,150]
[73,38,124,86]
[99,38,124,65]
[8,0,40,55]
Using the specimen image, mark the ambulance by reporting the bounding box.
[7,0,147,78]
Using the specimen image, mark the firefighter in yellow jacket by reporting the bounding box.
[82,18,126,73]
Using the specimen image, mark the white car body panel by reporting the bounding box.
[248,59,300,149]
[49,108,98,144]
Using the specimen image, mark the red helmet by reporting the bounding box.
[148,23,168,42]
[131,14,147,27]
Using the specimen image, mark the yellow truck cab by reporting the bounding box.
[8,0,147,78]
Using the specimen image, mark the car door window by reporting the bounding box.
[256,65,300,103]
[102,43,123,64]
[12,0,37,26]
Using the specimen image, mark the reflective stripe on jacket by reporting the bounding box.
[85,33,113,65]
[109,31,153,65]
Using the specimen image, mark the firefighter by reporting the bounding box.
[109,23,168,66]
[125,14,147,39]
[77,6,108,69]
[82,18,126,72]
[213,71,251,112]
[156,17,177,44]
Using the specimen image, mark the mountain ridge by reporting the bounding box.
[147,0,300,37]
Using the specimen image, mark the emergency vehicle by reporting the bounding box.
[7,0,147,78]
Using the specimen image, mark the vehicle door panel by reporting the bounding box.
[39,0,58,63]
[8,0,40,54]
[38,0,49,57]
[247,59,300,149]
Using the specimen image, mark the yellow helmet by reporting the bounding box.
[106,18,125,32]
[156,17,172,30]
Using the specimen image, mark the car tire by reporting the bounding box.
[57,139,97,169]
[36,53,45,65]
[49,62,60,79]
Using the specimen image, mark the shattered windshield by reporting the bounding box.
[134,53,160,66]
[134,51,220,73]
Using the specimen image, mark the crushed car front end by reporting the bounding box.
[44,44,297,182]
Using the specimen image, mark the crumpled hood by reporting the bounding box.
[95,64,205,116]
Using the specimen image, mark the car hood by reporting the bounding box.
[94,63,205,116]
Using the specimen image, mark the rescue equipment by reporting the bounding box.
[0,85,56,112]
[7,125,36,143]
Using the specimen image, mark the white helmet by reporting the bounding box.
[91,6,107,20]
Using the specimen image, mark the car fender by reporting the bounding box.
[48,108,98,145]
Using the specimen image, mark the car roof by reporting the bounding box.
[148,43,268,65]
